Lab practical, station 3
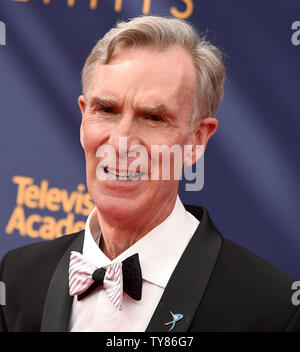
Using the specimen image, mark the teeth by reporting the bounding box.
[104,167,143,180]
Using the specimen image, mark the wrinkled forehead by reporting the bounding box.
[88,46,197,118]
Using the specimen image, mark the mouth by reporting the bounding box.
[103,167,145,180]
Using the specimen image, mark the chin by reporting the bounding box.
[92,193,146,221]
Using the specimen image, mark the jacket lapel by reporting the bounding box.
[146,206,222,332]
[40,232,84,332]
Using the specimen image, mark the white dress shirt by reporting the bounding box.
[68,196,199,332]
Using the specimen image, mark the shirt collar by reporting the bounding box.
[83,196,199,289]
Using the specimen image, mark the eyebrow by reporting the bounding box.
[90,96,174,117]
[136,104,172,117]
[90,96,118,108]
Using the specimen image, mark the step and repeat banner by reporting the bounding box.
[0,0,300,278]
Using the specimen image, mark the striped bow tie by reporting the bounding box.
[69,251,142,310]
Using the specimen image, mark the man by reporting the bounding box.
[1,16,300,332]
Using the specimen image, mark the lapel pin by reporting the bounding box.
[164,311,183,331]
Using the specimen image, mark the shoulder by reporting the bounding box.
[0,231,84,278]
[218,238,295,292]
[196,234,299,330]
[184,203,300,330]
[185,202,295,287]
[0,232,84,331]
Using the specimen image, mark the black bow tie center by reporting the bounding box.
[92,267,106,283]
[77,253,142,302]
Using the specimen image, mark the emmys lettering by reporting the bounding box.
[11,0,194,19]
[0,21,6,46]
[291,21,300,46]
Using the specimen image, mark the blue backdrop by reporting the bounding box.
[1,0,300,278]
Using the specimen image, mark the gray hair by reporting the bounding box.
[81,16,226,125]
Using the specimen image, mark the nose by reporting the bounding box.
[107,112,141,160]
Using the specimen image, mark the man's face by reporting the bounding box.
[79,45,200,221]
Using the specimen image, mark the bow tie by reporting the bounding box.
[69,251,142,310]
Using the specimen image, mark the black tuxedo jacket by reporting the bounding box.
[1,204,300,332]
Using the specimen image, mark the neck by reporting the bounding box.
[96,194,178,260]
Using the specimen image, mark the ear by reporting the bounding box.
[78,95,86,150]
[184,117,218,167]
